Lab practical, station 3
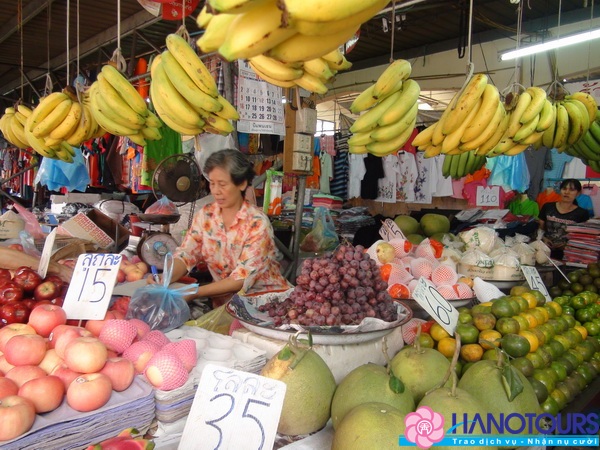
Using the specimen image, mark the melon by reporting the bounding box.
[393,215,420,236]
[260,335,336,436]
[420,213,451,237]
[332,402,407,450]
[331,363,415,430]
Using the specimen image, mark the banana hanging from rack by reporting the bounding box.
[101,65,149,117]
[442,73,488,135]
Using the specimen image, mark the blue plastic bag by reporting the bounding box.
[126,254,198,332]
[34,146,90,192]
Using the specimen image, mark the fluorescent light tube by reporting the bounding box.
[500,28,600,61]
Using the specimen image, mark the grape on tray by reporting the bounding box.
[258,244,399,327]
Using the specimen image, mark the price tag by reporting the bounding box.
[412,277,459,335]
[37,228,57,279]
[476,186,500,207]
[520,265,552,304]
[379,218,406,241]
[179,364,286,450]
[62,253,122,320]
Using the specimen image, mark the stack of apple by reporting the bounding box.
[0,305,196,442]
[0,267,68,327]
[116,256,150,284]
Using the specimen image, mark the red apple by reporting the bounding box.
[66,373,112,412]
[4,334,47,366]
[64,336,108,373]
[0,395,36,440]
[0,377,19,399]
[42,275,65,289]
[18,375,65,413]
[50,363,82,390]
[33,280,59,301]
[28,304,67,337]
[21,298,38,311]
[0,323,36,351]
[0,268,11,283]
[5,365,47,388]
[0,355,15,374]
[84,311,117,337]
[12,268,42,293]
[0,281,24,304]
[125,269,145,282]
[38,349,64,374]
[49,325,93,359]
[50,296,64,307]
[99,357,135,392]
[0,302,30,325]
[116,269,126,284]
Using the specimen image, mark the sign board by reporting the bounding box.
[179,364,286,450]
[379,218,407,241]
[412,277,459,335]
[520,265,552,304]
[62,253,121,320]
[476,186,500,207]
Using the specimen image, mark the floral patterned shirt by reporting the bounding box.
[175,201,292,295]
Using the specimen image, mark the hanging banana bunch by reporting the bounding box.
[441,151,488,180]
[346,60,420,156]
[561,93,599,167]
[543,91,597,152]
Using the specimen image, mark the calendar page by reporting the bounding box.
[237,61,286,135]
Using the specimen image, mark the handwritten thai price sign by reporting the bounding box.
[179,365,286,450]
[412,277,459,335]
[62,253,122,320]
[379,218,407,241]
[476,186,500,207]
[520,265,552,304]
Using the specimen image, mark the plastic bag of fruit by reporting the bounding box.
[299,207,339,252]
[145,196,179,216]
[126,254,197,332]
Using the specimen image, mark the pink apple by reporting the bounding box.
[135,262,149,274]
[4,334,47,366]
[28,304,67,337]
[38,349,64,374]
[49,325,93,359]
[5,365,47,388]
[121,264,139,275]
[50,363,82,390]
[84,311,117,336]
[125,269,145,282]
[116,269,126,284]
[0,395,36,441]
[99,357,135,392]
[131,255,142,264]
[66,373,112,412]
[64,337,108,373]
[0,377,19,399]
[0,323,36,352]
[18,375,65,413]
[0,355,15,374]
[33,280,59,301]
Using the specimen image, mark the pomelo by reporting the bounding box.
[260,335,336,436]
[393,215,420,236]
[331,363,415,430]
[420,213,451,237]
[406,233,425,245]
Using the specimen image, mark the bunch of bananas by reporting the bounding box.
[542,91,597,152]
[563,114,600,169]
[346,60,420,156]
[149,34,238,137]
[196,0,386,93]
[441,151,488,179]
[87,64,163,146]
[0,105,33,150]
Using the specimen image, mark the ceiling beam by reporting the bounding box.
[1,8,161,95]
[0,0,58,45]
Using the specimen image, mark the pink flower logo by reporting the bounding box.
[404,406,445,449]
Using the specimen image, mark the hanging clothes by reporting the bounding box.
[487,154,530,193]
[413,152,436,203]
[576,193,594,217]
[376,154,399,203]
[524,146,549,201]
[563,157,588,179]
[433,154,453,197]
[348,153,366,199]
[361,153,385,200]
[305,155,321,190]
[396,151,418,202]
[141,124,183,187]
[330,133,349,200]
[509,195,540,218]
[543,148,574,189]
[582,184,600,218]
[536,188,561,211]
[318,151,333,194]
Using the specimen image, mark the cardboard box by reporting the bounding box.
[57,209,129,252]
[0,210,25,239]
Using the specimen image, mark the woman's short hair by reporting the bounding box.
[559,178,583,192]
[203,149,255,187]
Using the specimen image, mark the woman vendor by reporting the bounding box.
[538,178,590,260]
[151,149,291,307]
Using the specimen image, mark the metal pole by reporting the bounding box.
[285,175,306,281]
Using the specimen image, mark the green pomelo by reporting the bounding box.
[390,346,451,403]
[420,213,451,237]
[418,386,498,450]
[331,363,415,430]
[260,342,336,436]
[394,215,420,235]
[406,233,425,245]
[331,402,407,450]
[457,359,541,443]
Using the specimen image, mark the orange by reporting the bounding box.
[546,301,563,317]
[519,330,540,353]
[519,311,539,329]
[460,343,484,363]
[430,322,451,341]
[534,306,550,323]
[479,329,502,349]
[521,292,539,310]
[574,325,588,340]
[389,283,410,299]
[436,337,457,358]
[512,315,529,332]
[380,264,392,282]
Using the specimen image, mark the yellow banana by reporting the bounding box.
[208,0,268,14]
[506,91,533,138]
[89,90,140,136]
[204,113,235,135]
[519,130,544,146]
[65,105,93,146]
[423,144,443,158]
[563,100,588,145]
[326,55,352,71]
[520,86,547,124]
[213,95,240,120]
[377,79,420,127]
[249,62,296,88]
[6,116,29,148]
[32,97,73,138]
[460,102,505,152]
[196,5,213,28]
[303,58,335,81]
[17,104,32,118]
[350,85,379,114]
[101,65,148,117]
[349,144,368,154]
[283,0,386,22]
[542,106,557,148]
[566,91,597,122]
[536,99,556,132]
[13,111,29,127]
[366,117,417,156]
[412,122,436,149]
[513,114,540,143]
[26,92,70,131]
[60,140,75,156]
[24,125,57,158]
[372,60,412,100]
[294,72,329,95]
[553,104,570,149]
[370,102,418,142]
[503,143,529,156]
[348,131,374,147]
[49,101,82,140]
[145,111,162,128]
[126,133,147,147]
[248,54,304,82]
[460,83,500,143]
[165,33,219,98]
[150,81,204,136]
[321,49,344,65]
[442,97,482,154]
[350,89,404,133]
[95,73,147,127]
[141,126,162,141]
[160,51,223,113]
[476,112,510,156]
[10,117,29,147]
[196,13,237,53]
[442,73,488,135]
[432,95,458,145]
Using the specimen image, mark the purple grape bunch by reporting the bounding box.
[258,244,398,327]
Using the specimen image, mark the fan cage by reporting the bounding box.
[152,154,208,206]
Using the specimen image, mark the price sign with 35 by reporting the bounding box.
[179,365,286,450]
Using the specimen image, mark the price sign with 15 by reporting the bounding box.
[412,277,459,335]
